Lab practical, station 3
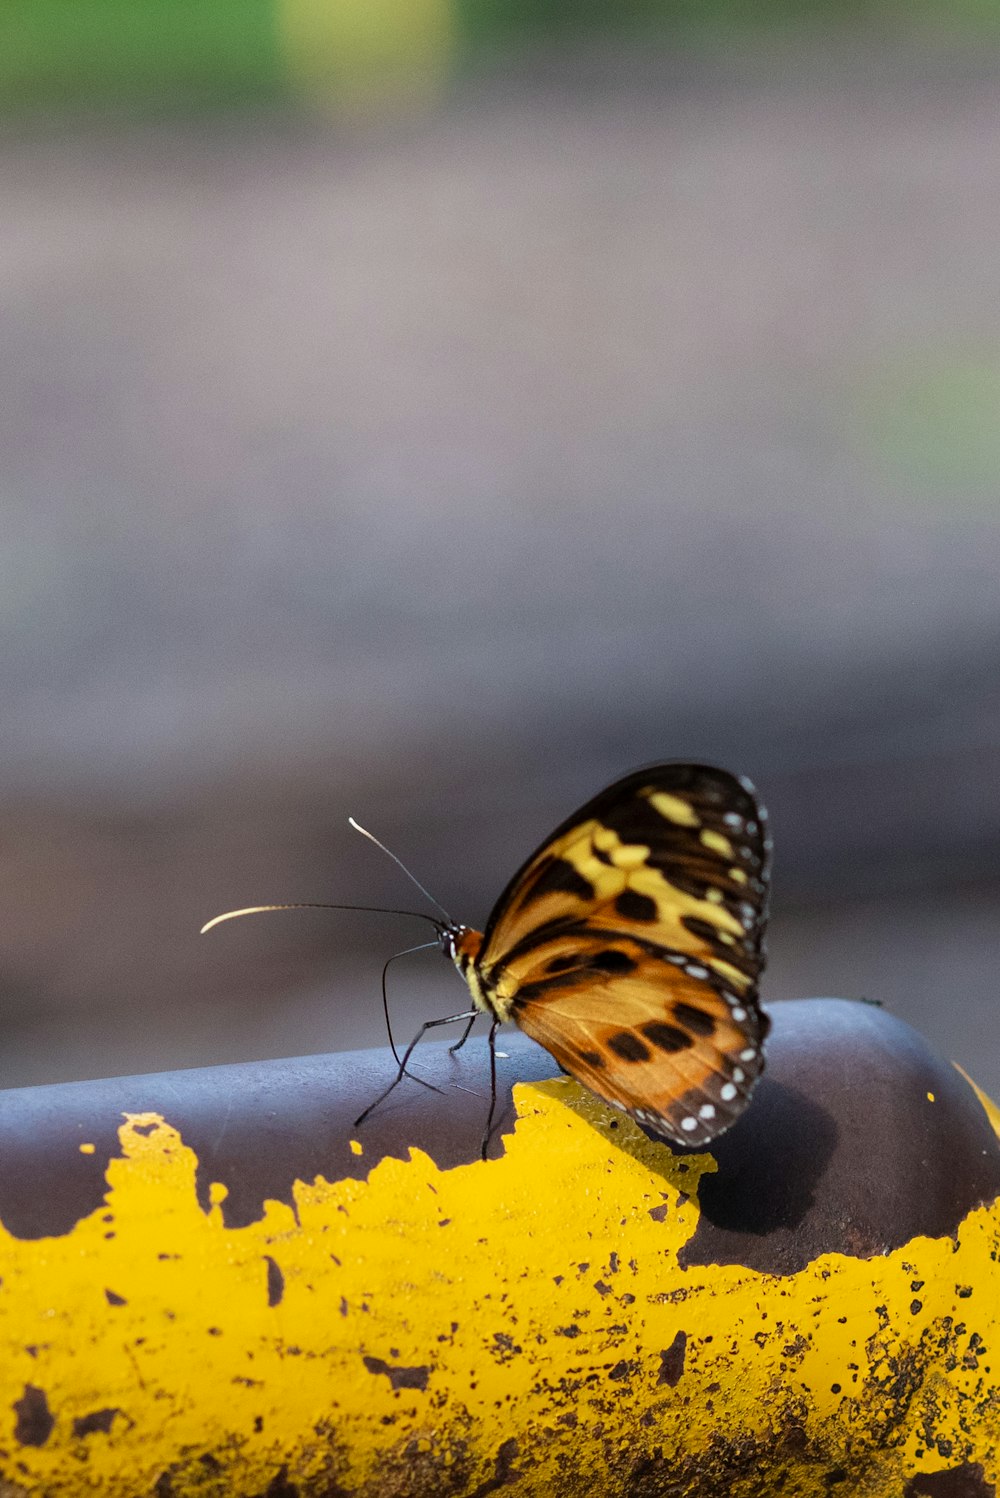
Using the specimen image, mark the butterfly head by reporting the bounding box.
[441,923,482,967]
[442,924,495,1018]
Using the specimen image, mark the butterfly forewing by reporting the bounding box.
[469,764,770,1145]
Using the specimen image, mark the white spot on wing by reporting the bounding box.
[680,1116,699,1132]
[720,1082,737,1102]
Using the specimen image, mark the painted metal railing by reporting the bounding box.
[0,998,998,1495]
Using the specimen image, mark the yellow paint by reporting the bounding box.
[927,1092,936,1103]
[78,1143,95,1155]
[700,829,735,858]
[954,1062,1000,1135]
[647,790,700,827]
[1,1085,998,1496]
[349,1139,364,1156]
[277,0,452,117]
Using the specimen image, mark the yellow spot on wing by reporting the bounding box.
[647,790,700,826]
[729,867,749,885]
[608,842,649,870]
[707,957,752,990]
[700,829,735,858]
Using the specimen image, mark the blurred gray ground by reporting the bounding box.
[1,45,999,1097]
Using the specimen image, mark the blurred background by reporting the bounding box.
[2,0,999,1098]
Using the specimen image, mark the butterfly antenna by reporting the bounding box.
[348,817,456,925]
[200,902,442,935]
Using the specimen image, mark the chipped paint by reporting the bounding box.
[0,1079,998,1496]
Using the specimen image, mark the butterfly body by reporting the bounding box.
[445,763,771,1148]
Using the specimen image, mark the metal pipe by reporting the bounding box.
[0,998,998,1495]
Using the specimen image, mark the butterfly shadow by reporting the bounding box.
[657,1078,841,1276]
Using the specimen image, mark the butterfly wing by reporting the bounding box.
[472,763,770,1145]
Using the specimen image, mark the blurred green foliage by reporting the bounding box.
[0,0,284,112]
[0,0,998,116]
[855,356,1000,500]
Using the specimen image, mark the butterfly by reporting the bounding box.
[203,763,771,1154]
[362,762,771,1152]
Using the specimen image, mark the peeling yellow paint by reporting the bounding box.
[78,1143,95,1155]
[955,1062,1000,1136]
[1,1079,998,1496]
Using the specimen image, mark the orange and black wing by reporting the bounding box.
[473,763,770,1145]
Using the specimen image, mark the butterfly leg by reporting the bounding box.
[354,1009,480,1129]
[448,1015,477,1054]
[478,1017,501,1161]
[380,941,443,1092]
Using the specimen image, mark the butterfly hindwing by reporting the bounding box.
[467,763,771,1145]
[511,933,767,1144]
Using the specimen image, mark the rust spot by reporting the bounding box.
[904,1463,995,1497]
[781,1333,809,1358]
[491,1332,521,1363]
[104,1288,127,1306]
[264,1255,284,1308]
[257,1467,299,1498]
[13,1384,54,1446]
[593,1279,613,1296]
[658,1330,687,1387]
[647,1203,669,1223]
[73,1406,119,1437]
[361,1355,430,1392]
[469,1437,519,1496]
